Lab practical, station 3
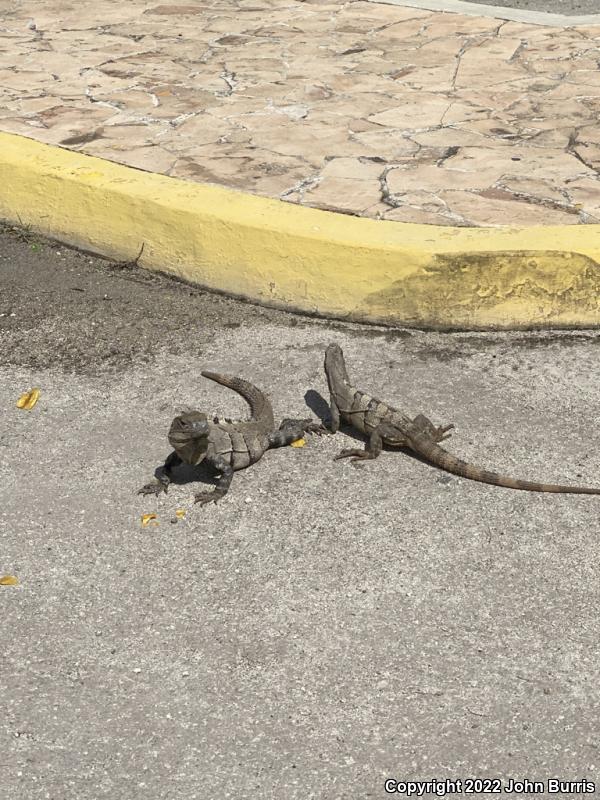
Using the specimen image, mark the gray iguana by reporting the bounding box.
[139,370,324,505]
[324,342,600,495]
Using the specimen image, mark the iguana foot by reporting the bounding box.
[138,480,168,496]
[304,421,328,436]
[434,423,454,442]
[334,448,376,462]
[194,489,226,506]
[412,414,454,442]
[279,418,327,435]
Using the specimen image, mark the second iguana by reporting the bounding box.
[139,370,324,505]
[324,342,600,495]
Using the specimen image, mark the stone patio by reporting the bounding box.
[1,0,600,226]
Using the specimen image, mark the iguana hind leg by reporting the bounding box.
[194,456,234,506]
[138,450,182,496]
[334,421,411,462]
[412,413,454,442]
[334,427,386,462]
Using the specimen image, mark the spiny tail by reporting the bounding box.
[409,433,600,495]
[325,343,357,409]
[201,371,275,429]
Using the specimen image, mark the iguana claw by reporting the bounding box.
[194,489,225,506]
[138,481,168,496]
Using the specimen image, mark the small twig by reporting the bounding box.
[112,242,145,270]
[466,707,487,717]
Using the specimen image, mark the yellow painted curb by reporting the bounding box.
[1,131,599,330]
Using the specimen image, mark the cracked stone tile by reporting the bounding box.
[2,0,600,226]
[171,113,232,144]
[346,129,419,160]
[368,96,455,131]
[453,118,534,143]
[527,128,577,149]
[385,188,447,211]
[320,157,384,181]
[423,13,504,35]
[445,146,596,182]
[438,190,581,227]
[568,71,600,91]
[139,86,223,117]
[0,117,52,137]
[169,154,258,188]
[361,201,392,219]
[572,142,600,170]
[496,176,572,206]
[386,163,499,194]
[302,175,382,214]
[577,125,600,146]
[411,126,500,148]
[566,178,600,216]
[455,59,528,90]
[0,70,50,92]
[254,170,318,198]
[84,142,178,173]
[383,206,456,225]
[15,105,115,145]
[391,65,456,93]
[94,89,159,116]
[0,96,61,116]
[442,101,491,126]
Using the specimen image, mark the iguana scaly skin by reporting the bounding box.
[139,370,324,505]
[324,343,600,495]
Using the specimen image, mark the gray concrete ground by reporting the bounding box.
[460,0,599,14]
[1,225,600,800]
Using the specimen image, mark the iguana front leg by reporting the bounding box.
[194,455,234,506]
[268,418,326,448]
[138,450,182,496]
[335,423,407,462]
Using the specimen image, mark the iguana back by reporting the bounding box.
[324,343,600,496]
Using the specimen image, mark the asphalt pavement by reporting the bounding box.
[2,225,600,799]
[461,0,599,14]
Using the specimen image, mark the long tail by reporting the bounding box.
[324,343,357,408]
[409,433,600,495]
[201,371,275,430]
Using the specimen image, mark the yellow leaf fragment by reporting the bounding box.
[141,513,158,527]
[0,575,19,586]
[175,509,186,519]
[16,388,40,410]
[290,438,306,448]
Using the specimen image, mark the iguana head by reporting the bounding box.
[168,411,210,465]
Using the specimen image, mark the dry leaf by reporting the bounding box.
[141,513,158,527]
[16,388,40,410]
[175,509,186,519]
[0,575,19,586]
[290,438,306,448]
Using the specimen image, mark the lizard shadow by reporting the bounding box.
[151,458,219,490]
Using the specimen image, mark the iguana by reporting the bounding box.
[324,343,600,495]
[139,370,324,505]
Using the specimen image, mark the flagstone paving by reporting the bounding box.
[1,0,600,226]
